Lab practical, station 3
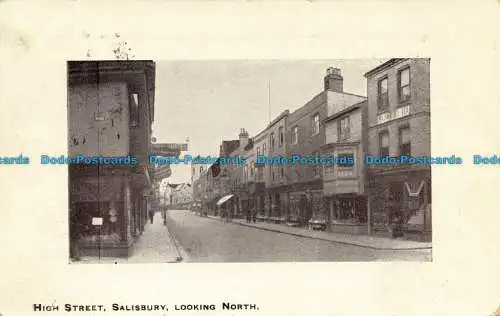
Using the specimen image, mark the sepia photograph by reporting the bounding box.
[67,59,432,263]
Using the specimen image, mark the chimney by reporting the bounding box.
[239,128,249,150]
[324,67,343,92]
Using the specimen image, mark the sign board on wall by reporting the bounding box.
[377,105,411,125]
[92,217,103,226]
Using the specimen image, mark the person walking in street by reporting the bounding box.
[148,209,154,224]
[252,207,257,223]
[161,205,167,225]
[69,207,81,261]
[246,208,251,223]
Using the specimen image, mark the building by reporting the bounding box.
[364,58,431,231]
[321,99,368,229]
[261,111,289,219]
[68,60,156,257]
[284,67,366,227]
[167,183,194,206]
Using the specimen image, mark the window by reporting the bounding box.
[377,77,389,111]
[199,166,203,173]
[129,93,140,126]
[324,163,334,177]
[250,163,254,178]
[379,132,389,156]
[291,126,298,144]
[312,114,320,135]
[338,153,354,167]
[280,166,284,179]
[338,116,350,141]
[398,67,410,104]
[270,133,275,150]
[399,126,411,156]
[256,147,261,157]
[262,142,266,154]
[279,127,284,147]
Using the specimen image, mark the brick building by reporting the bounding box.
[365,58,431,231]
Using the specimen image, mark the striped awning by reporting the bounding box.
[216,194,235,206]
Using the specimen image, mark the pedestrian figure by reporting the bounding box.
[149,209,154,224]
[69,207,81,261]
[162,206,167,225]
[252,207,257,223]
[246,208,251,223]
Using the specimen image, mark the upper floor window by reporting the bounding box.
[379,131,389,156]
[279,127,284,147]
[338,116,350,141]
[129,93,140,127]
[262,142,267,154]
[377,77,389,112]
[311,114,320,135]
[256,147,261,157]
[291,126,298,144]
[270,133,275,150]
[399,126,411,156]
[398,67,411,104]
[324,163,334,177]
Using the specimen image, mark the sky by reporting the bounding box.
[152,59,387,184]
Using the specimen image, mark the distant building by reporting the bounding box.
[168,183,194,205]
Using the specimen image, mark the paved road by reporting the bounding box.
[166,210,431,262]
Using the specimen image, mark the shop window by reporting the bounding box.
[377,77,389,111]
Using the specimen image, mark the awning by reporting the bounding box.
[216,194,235,206]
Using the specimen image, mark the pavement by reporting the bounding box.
[166,210,432,262]
[76,213,183,264]
[205,214,432,251]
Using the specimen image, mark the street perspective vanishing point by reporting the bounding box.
[67,59,432,263]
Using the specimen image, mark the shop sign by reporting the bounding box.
[377,105,410,125]
[92,217,103,226]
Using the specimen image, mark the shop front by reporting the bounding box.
[368,167,431,231]
[69,172,133,258]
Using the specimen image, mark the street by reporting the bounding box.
[166,210,431,262]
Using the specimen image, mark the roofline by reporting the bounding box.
[323,100,367,123]
[364,58,407,78]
